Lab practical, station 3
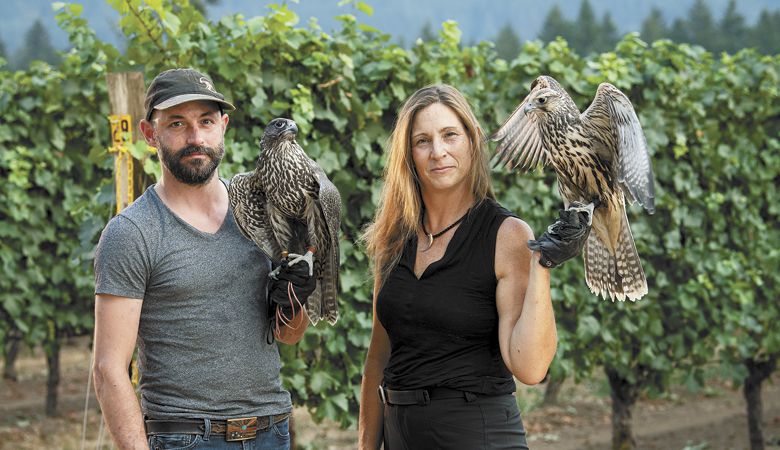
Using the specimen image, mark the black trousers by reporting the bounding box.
[383,392,528,450]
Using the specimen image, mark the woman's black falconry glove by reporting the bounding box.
[528,201,595,269]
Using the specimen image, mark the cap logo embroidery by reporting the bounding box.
[199,77,216,93]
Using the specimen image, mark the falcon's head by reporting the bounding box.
[261,118,299,148]
[523,88,567,116]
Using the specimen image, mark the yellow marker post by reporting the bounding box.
[108,114,134,214]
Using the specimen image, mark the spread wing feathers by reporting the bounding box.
[228,173,280,261]
[489,98,548,171]
[309,164,342,325]
[489,79,554,172]
[582,83,655,213]
[584,205,648,302]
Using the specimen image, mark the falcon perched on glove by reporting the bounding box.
[492,76,655,301]
[229,118,341,324]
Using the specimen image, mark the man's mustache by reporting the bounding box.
[178,145,217,158]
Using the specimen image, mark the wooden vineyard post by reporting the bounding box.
[106,72,147,213]
[105,72,148,387]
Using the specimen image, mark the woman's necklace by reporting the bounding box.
[420,209,470,252]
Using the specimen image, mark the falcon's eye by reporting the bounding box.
[538,97,547,104]
[274,121,286,129]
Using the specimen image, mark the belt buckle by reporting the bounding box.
[226,417,258,442]
[378,385,388,405]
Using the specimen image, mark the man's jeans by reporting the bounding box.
[147,417,290,450]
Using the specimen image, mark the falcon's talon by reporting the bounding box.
[567,202,596,226]
[286,250,314,277]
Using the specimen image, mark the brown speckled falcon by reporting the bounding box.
[229,118,341,324]
[491,75,655,301]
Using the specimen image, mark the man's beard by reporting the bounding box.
[158,141,224,185]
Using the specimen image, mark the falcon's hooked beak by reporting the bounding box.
[280,121,298,140]
[523,102,536,115]
[269,118,298,141]
[287,122,298,135]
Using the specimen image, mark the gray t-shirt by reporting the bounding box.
[94,182,291,419]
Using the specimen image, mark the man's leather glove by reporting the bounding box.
[528,201,594,269]
[268,257,317,317]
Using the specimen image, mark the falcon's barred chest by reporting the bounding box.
[257,140,316,217]
[542,117,617,205]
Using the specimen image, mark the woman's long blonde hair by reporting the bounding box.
[362,84,495,288]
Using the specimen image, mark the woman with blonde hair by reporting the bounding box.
[358,84,591,449]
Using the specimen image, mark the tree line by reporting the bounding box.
[0,0,221,70]
[0,20,61,71]
[482,0,780,60]
[4,0,780,71]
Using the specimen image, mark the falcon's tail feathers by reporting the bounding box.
[306,280,339,326]
[583,208,648,302]
[305,256,340,326]
[306,287,324,325]
[321,256,340,325]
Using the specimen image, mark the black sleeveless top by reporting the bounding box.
[377,198,518,395]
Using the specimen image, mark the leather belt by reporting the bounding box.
[145,412,291,442]
[378,386,471,406]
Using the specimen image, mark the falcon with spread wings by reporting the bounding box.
[229,118,341,324]
[491,76,655,301]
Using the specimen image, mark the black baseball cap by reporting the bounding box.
[144,68,236,121]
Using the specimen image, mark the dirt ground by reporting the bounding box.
[1,338,778,450]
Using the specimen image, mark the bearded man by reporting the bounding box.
[92,68,315,450]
